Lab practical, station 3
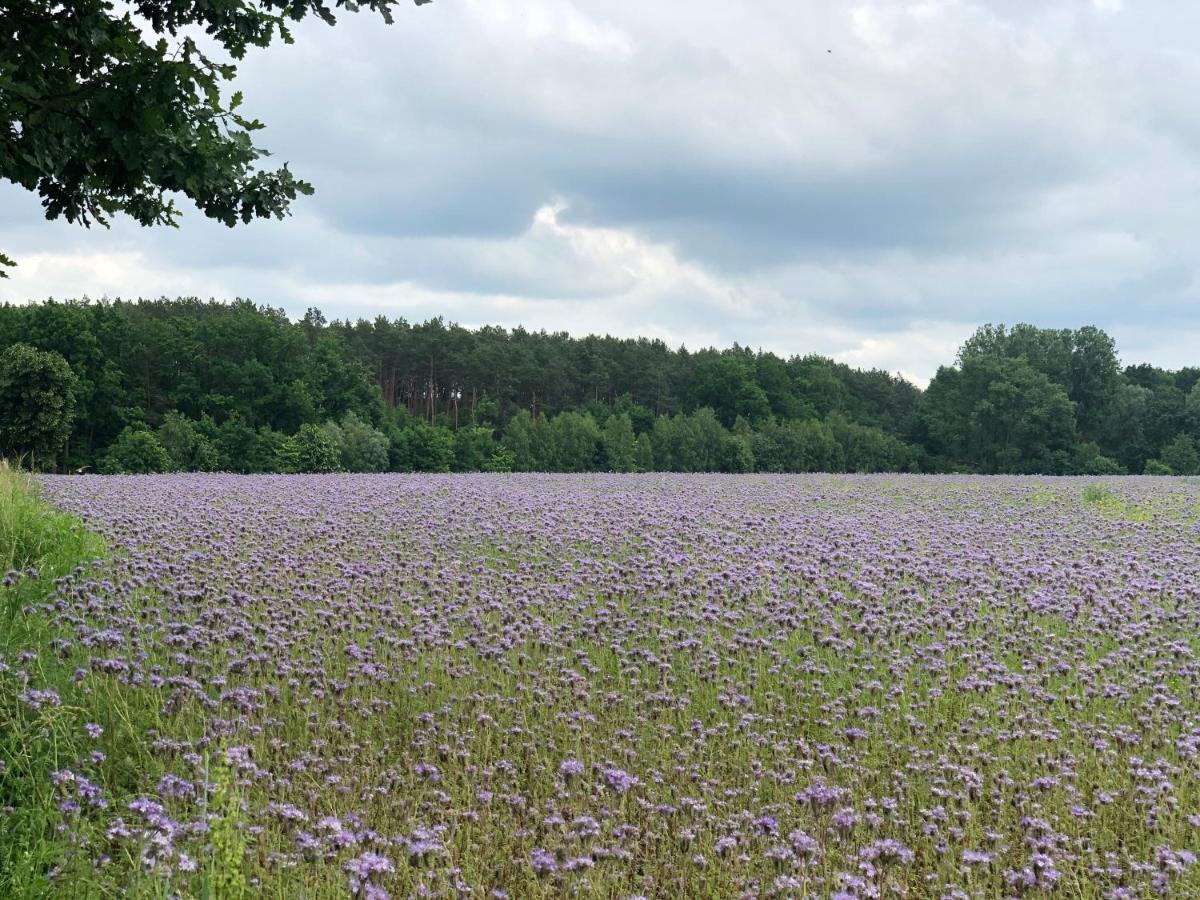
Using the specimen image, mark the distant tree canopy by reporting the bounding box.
[0,0,432,276]
[918,356,1077,474]
[0,298,1196,476]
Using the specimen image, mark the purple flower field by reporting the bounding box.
[11,474,1200,897]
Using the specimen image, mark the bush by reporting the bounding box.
[483,447,516,473]
[1143,459,1174,476]
[502,411,552,471]
[208,415,276,473]
[720,434,755,473]
[324,412,389,472]
[99,428,171,474]
[391,423,455,472]
[453,427,500,472]
[1160,435,1200,476]
[1073,442,1125,475]
[633,434,655,472]
[750,419,839,472]
[830,416,914,473]
[157,412,219,471]
[1085,455,1125,475]
[278,424,341,474]
[549,412,601,472]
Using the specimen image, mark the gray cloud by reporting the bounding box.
[4,0,1200,383]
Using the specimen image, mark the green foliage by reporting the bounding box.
[204,754,248,900]
[503,410,552,472]
[391,423,454,473]
[602,413,637,472]
[613,394,656,435]
[548,411,600,472]
[98,427,171,474]
[280,423,340,474]
[829,414,914,473]
[451,427,500,473]
[1086,455,1125,476]
[1159,434,1200,476]
[207,415,275,473]
[719,432,755,473]
[0,300,931,474]
[919,355,1076,473]
[958,323,1119,443]
[9,301,1200,475]
[1143,459,1174,476]
[650,413,695,472]
[749,418,839,473]
[483,446,515,474]
[688,351,771,427]
[0,0,434,274]
[324,411,389,473]
[158,411,219,471]
[0,465,103,612]
[0,343,77,469]
[633,434,655,472]
[647,408,745,473]
[1072,442,1126,476]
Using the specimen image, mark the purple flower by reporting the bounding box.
[601,767,638,793]
[530,848,557,875]
[558,759,585,780]
[19,689,61,711]
[344,851,394,895]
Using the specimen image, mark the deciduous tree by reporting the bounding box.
[1,0,432,275]
[0,342,77,468]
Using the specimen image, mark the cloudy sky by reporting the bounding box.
[2,0,1197,383]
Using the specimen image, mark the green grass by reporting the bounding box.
[1,464,103,622]
[1,466,233,899]
[0,464,108,897]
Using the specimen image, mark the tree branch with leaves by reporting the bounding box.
[0,0,433,276]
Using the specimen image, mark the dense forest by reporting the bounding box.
[1,298,1197,476]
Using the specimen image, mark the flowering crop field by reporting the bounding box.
[8,474,1200,898]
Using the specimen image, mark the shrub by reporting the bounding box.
[484,447,516,473]
[157,412,219,471]
[452,427,500,472]
[1160,435,1200,476]
[278,424,340,474]
[324,412,389,473]
[99,428,171,474]
[391,423,455,473]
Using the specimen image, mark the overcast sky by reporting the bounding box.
[3,0,1198,384]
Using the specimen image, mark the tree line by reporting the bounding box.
[0,298,1197,476]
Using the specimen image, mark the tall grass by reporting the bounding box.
[1,462,104,626]
[0,464,107,896]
